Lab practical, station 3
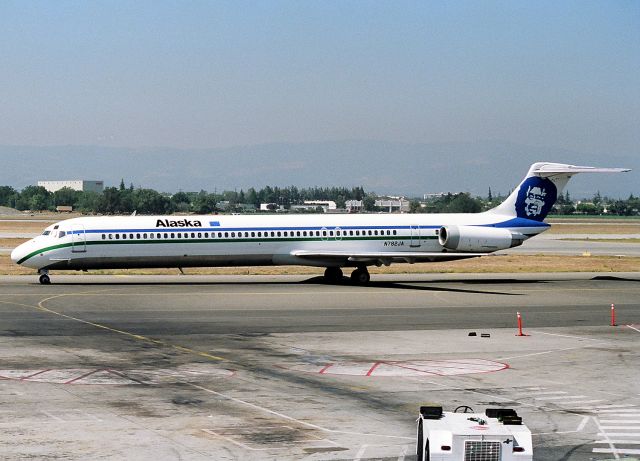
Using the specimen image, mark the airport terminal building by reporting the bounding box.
[37,180,104,194]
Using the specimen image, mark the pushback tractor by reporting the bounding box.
[416,405,532,461]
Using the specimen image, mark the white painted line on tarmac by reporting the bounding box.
[354,445,368,461]
[574,405,634,410]
[593,417,620,460]
[531,330,610,342]
[596,409,640,413]
[498,344,606,361]
[533,415,591,435]
[599,433,640,437]
[576,416,590,432]
[601,426,640,430]
[627,325,640,334]
[562,400,605,405]
[188,383,413,441]
[535,395,583,401]
[529,391,568,396]
[593,448,640,455]
[40,410,65,422]
[595,440,640,444]
[601,420,640,424]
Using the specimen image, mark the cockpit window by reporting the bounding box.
[59,231,66,238]
[42,230,51,236]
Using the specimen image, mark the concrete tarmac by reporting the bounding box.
[0,273,639,460]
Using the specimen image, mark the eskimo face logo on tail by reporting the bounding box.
[515,177,557,221]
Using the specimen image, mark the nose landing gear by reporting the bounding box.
[38,270,51,285]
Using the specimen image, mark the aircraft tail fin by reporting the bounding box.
[488,162,630,222]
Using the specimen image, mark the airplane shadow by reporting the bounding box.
[302,276,523,296]
[42,277,523,294]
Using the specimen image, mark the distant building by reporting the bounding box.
[345,200,363,212]
[38,180,104,194]
[303,200,337,211]
[375,198,410,213]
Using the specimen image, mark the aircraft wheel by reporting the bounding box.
[39,274,51,285]
[350,268,370,285]
[323,267,343,283]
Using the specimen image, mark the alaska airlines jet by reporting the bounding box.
[11,162,629,284]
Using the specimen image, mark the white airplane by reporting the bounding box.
[11,162,629,285]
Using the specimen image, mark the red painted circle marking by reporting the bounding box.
[283,359,508,377]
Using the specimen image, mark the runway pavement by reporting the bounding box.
[0,273,639,460]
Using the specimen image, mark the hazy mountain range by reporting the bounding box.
[1,141,636,198]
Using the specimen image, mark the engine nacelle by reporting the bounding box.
[438,225,524,252]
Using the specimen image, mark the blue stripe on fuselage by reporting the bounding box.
[66,218,548,235]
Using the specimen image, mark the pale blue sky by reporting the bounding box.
[0,1,638,156]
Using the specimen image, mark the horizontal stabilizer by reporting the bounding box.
[531,163,630,176]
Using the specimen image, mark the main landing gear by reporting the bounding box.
[350,267,370,285]
[38,270,51,285]
[323,267,343,283]
[323,267,371,285]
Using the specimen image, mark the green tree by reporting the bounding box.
[53,187,79,208]
[0,186,17,207]
[192,190,217,214]
[16,186,51,211]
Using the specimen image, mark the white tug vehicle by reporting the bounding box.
[416,405,533,461]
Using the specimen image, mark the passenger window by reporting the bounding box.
[251,232,255,237]
[296,231,301,237]
[136,233,140,239]
[122,234,127,240]
[218,232,222,238]
[102,234,106,240]
[116,234,120,240]
[284,231,288,237]
[393,230,397,235]
[130,234,134,239]
[374,230,378,236]
[322,231,327,237]
[336,231,340,236]
[204,232,209,238]
[257,232,261,237]
[271,232,275,237]
[198,233,202,238]
[144,233,147,239]
[164,233,168,238]
[150,233,154,239]
[156,233,161,239]
[177,233,181,238]
[231,232,235,237]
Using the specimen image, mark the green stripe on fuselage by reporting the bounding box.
[17,235,438,265]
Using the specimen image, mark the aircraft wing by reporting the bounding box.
[291,250,488,265]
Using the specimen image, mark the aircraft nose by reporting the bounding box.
[11,243,26,264]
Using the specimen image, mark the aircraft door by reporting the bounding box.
[410,225,421,247]
[71,226,87,253]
